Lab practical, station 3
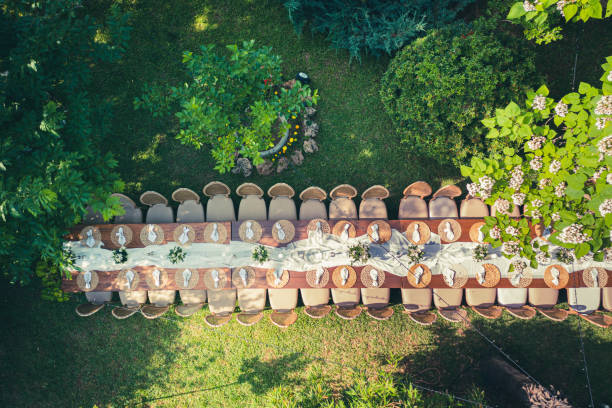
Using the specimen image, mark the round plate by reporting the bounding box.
[232,266,256,288]
[238,220,262,243]
[110,225,133,248]
[437,219,462,243]
[332,221,356,239]
[360,265,386,288]
[332,266,357,288]
[271,220,295,244]
[79,226,101,248]
[367,220,391,244]
[404,221,430,245]
[307,219,330,234]
[406,264,431,288]
[203,269,227,290]
[175,268,199,289]
[140,224,164,246]
[475,263,500,288]
[145,268,168,289]
[117,268,140,291]
[203,222,227,244]
[173,225,196,247]
[469,222,486,243]
[544,265,569,289]
[306,268,329,288]
[76,270,99,292]
[441,264,468,288]
[583,267,608,288]
[266,269,290,288]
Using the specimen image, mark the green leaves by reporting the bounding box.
[507,2,527,19]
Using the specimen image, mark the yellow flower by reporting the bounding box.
[272,158,275,161]
[291,115,296,119]
[293,131,297,135]
[274,91,278,95]
[282,146,287,152]
[217,137,221,141]
[295,125,299,129]
[269,142,274,147]
[289,138,294,142]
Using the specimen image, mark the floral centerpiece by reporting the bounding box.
[252,245,269,264]
[168,246,186,264]
[112,247,128,264]
[348,242,371,265]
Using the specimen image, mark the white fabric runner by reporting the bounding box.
[64,229,609,279]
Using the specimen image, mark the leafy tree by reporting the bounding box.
[134,40,318,174]
[462,58,611,268]
[380,18,539,167]
[506,0,610,44]
[0,0,130,299]
[282,0,475,62]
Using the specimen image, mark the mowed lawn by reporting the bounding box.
[1,0,611,406]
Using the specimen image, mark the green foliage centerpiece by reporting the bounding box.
[112,247,128,264]
[135,40,318,173]
[252,245,269,264]
[168,246,186,264]
[405,244,424,265]
[348,242,371,265]
[472,244,489,262]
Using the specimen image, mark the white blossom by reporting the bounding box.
[536,251,550,265]
[598,135,612,155]
[494,199,510,214]
[512,259,527,273]
[594,95,612,115]
[509,166,524,190]
[592,166,607,181]
[530,156,542,171]
[467,182,479,197]
[502,241,521,256]
[554,101,568,117]
[523,0,537,11]
[596,117,610,130]
[532,199,543,207]
[489,226,501,240]
[532,94,547,111]
[599,199,612,216]
[505,226,519,237]
[556,0,566,16]
[539,178,551,189]
[527,136,546,150]
[549,160,561,174]
[551,212,560,221]
[512,192,526,206]
[554,182,566,198]
[478,175,495,199]
[558,224,590,244]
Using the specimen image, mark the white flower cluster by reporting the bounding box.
[505,226,519,237]
[539,178,551,189]
[530,207,542,218]
[592,166,607,181]
[530,156,542,171]
[532,94,547,111]
[558,224,590,244]
[523,0,537,11]
[554,101,568,117]
[502,241,521,256]
[605,247,612,263]
[509,166,524,190]
[598,135,612,155]
[554,182,566,198]
[556,0,567,16]
[599,199,612,216]
[494,199,510,214]
[478,175,495,199]
[535,251,550,265]
[467,182,479,197]
[594,95,612,115]
[512,192,526,205]
[596,117,610,130]
[549,160,561,174]
[532,199,543,207]
[489,225,501,240]
[527,135,546,150]
[551,212,560,221]
[511,259,527,273]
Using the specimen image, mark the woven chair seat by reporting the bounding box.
[330,184,357,199]
[432,184,461,199]
[236,182,264,198]
[361,185,389,200]
[203,181,231,197]
[402,181,432,198]
[140,190,168,206]
[172,187,200,204]
[299,186,326,201]
[268,182,295,198]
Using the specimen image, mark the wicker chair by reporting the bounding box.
[268,182,297,221]
[172,188,200,204]
[568,288,612,328]
[299,186,327,221]
[398,181,431,219]
[237,182,264,198]
[202,181,235,222]
[528,288,567,322]
[359,185,389,219]
[140,191,168,206]
[269,289,299,328]
[111,193,143,224]
[172,188,204,223]
[329,184,358,220]
[237,183,266,221]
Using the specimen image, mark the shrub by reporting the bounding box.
[282,0,475,62]
[0,0,129,299]
[380,18,539,167]
[134,40,318,173]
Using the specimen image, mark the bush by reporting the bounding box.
[134,40,318,173]
[282,0,475,62]
[380,18,539,167]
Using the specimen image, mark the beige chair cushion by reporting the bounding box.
[603,288,612,311]
[85,291,112,305]
[269,288,298,311]
[433,288,463,309]
[300,288,330,307]
[528,288,558,308]
[119,290,147,306]
[268,196,297,221]
[497,288,527,308]
[401,288,432,312]
[465,288,496,307]
[177,200,205,222]
[206,196,236,222]
[329,197,357,219]
[238,195,267,221]
[237,288,267,313]
[359,199,388,219]
[429,197,458,218]
[361,288,390,307]
[208,289,237,315]
[459,198,489,218]
[148,290,176,306]
[299,199,327,220]
[114,207,143,224]
[179,290,207,305]
[146,204,174,223]
[398,197,428,219]
[567,288,600,314]
[331,288,360,306]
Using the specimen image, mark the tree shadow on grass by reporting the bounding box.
[236,352,310,395]
[372,311,612,407]
[0,279,210,407]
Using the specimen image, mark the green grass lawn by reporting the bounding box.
[2,0,611,406]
